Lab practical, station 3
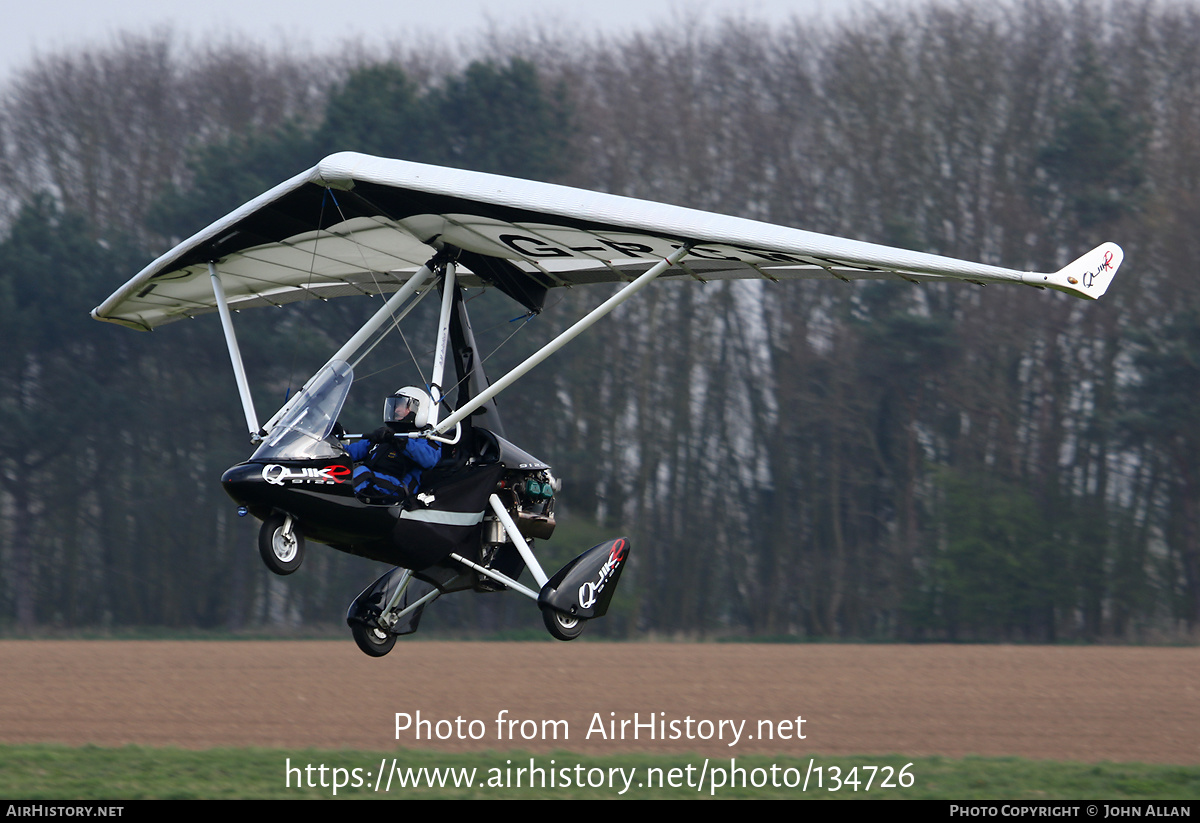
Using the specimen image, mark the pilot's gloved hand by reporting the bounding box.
[368,426,395,444]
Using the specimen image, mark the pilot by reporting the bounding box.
[346,387,442,502]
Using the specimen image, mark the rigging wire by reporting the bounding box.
[283,187,331,401]
[426,309,539,409]
[419,288,572,403]
[323,187,432,387]
[289,185,568,400]
[355,298,539,391]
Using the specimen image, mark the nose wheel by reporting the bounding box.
[259,513,305,575]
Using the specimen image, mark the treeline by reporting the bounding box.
[1,0,1197,640]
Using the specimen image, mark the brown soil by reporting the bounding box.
[1,641,1196,763]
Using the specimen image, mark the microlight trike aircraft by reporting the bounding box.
[92,152,1123,655]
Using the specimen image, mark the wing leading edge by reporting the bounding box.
[92,151,1122,331]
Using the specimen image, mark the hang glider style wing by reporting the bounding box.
[93,152,1122,331]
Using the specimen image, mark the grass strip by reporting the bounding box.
[1,744,1198,800]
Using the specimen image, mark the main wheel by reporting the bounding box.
[542,607,585,641]
[258,514,305,575]
[351,621,397,657]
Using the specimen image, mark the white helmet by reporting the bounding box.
[383,386,432,430]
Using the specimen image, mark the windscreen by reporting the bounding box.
[251,361,353,460]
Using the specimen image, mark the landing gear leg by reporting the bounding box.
[258,513,304,575]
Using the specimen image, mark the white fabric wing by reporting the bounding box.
[92,152,1122,330]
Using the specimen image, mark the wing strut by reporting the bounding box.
[209,262,261,439]
[428,260,458,428]
[332,264,435,368]
[434,244,693,434]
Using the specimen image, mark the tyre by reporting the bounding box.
[542,607,585,641]
[258,514,305,575]
[351,621,397,657]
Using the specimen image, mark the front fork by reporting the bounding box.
[375,568,440,631]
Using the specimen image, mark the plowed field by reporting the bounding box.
[1,641,1196,763]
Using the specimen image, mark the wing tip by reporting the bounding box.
[1023,242,1123,299]
[90,307,152,331]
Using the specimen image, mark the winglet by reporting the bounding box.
[1023,243,1123,299]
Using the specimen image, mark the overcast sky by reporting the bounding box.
[6,0,864,82]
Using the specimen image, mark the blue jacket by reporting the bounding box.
[346,435,441,501]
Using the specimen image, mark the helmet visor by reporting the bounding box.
[388,395,422,424]
[384,394,420,423]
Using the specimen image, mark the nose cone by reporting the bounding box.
[222,462,271,510]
